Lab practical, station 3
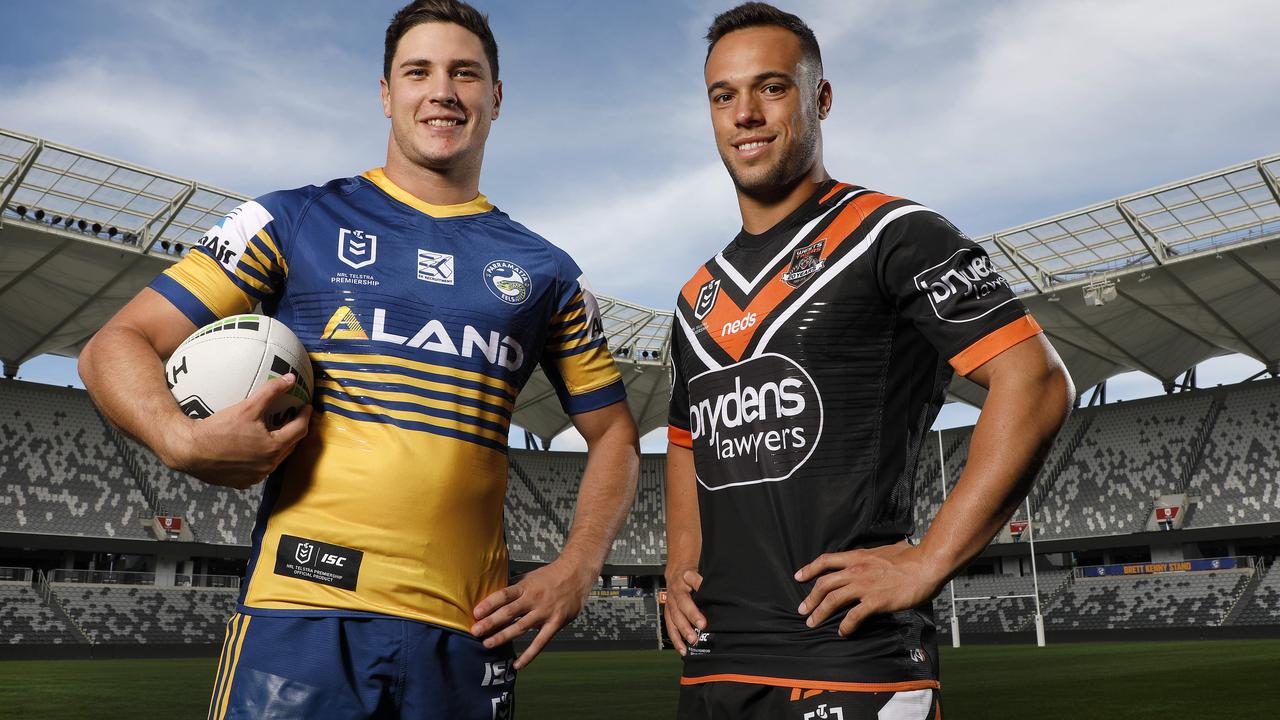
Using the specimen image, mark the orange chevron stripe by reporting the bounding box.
[681,192,901,361]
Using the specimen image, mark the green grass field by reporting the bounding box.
[1,641,1275,718]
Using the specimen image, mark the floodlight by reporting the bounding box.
[63,216,74,228]
[34,209,45,221]
[14,205,26,218]
[50,215,62,225]
[92,223,102,234]
[174,243,184,254]
[77,219,87,231]
[160,241,171,252]
[107,226,118,239]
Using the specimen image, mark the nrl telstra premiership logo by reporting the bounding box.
[338,228,377,269]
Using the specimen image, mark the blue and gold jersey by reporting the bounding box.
[150,168,625,632]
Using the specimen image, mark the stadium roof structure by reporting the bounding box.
[3,126,1280,439]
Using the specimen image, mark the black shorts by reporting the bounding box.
[677,681,939,720]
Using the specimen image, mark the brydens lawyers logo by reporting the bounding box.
[694,278,720,320]
[484,260,531,304]
[686,353,823,491]
[338,228,377,269]
[913,246,1013,323]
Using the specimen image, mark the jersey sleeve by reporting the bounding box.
[876,210,1042,376]
[148,195,291,327]
[666,314,693,450]
[539,272,626,415]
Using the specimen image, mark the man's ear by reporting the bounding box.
[381,76,392,119]
[492,79,503,121]
[817,79,832,120]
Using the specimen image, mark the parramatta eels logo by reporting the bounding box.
[686,353,823,491]
[484,260,531,305]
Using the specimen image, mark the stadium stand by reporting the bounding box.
[0,380,150,539]
[0,583,81,645]
[934,570,1071,634]
[1042,569,1251,630]
[555,595,656,644]
[506,451,667,566]
[1035,393,1214,540]
[1227,562,1280,626]
[53,584,237,644]
[1189,380,1280,527]
[113,433,260,546]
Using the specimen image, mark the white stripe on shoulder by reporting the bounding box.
[714,189,869,294]
[677,311,722,370]
[751,204,932,356]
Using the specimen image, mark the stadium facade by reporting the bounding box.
[1,128,1278,658]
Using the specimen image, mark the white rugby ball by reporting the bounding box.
[165,314,314,429]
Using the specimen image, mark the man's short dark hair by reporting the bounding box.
[384,0,500,81]
[705,2,822,75]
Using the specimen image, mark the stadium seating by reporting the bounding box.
[0,584,81,645]
[116,434,261,545]
[1188,380,1280,527]
[934,570,1070,634]
[1043,569,1250,630]
[1228,563,1280,626]
[53,584,237,644]
[605,455,666,565]
[0,380,150,539]
[556,595,656,644]
[507,451,667,566]
[1035,394,1213,540]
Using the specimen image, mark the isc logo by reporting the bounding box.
[481,660,515,687]
[720,312,757,337]
[320,553,346,567]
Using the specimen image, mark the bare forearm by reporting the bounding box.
[664,445,701,576]
[559,423,639,575]
[79,325,190,465]
[917,365,1072,585]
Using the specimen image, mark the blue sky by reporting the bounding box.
[3,0,1279,449]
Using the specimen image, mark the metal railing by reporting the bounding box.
[0,566,33,583]
[174,574,241,589]
[48,569,156,585]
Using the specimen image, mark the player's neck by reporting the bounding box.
[736,165,831,235]
[382,154,484,207]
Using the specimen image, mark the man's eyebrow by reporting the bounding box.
[706,71,796,94]
[398,58,485,70]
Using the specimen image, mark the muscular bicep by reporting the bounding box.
[104,287,199,360]
[569,400,638,447]
[965,332,1068,392]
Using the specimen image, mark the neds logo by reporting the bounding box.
[913,247,1013,324]
[687,353,823,490]
[720,312,756,337]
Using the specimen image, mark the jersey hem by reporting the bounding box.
[679,674,940,694]
[234,603,476,637]
[563,379,627,415]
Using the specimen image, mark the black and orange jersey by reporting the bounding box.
[151,168,624,633]
[667,180,1041,689]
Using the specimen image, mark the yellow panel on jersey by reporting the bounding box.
[243,413,509,633]
[361,168,494,218]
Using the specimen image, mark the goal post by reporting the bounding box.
[936,431,1046,648]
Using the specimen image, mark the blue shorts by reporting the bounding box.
[207,612,516,720]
